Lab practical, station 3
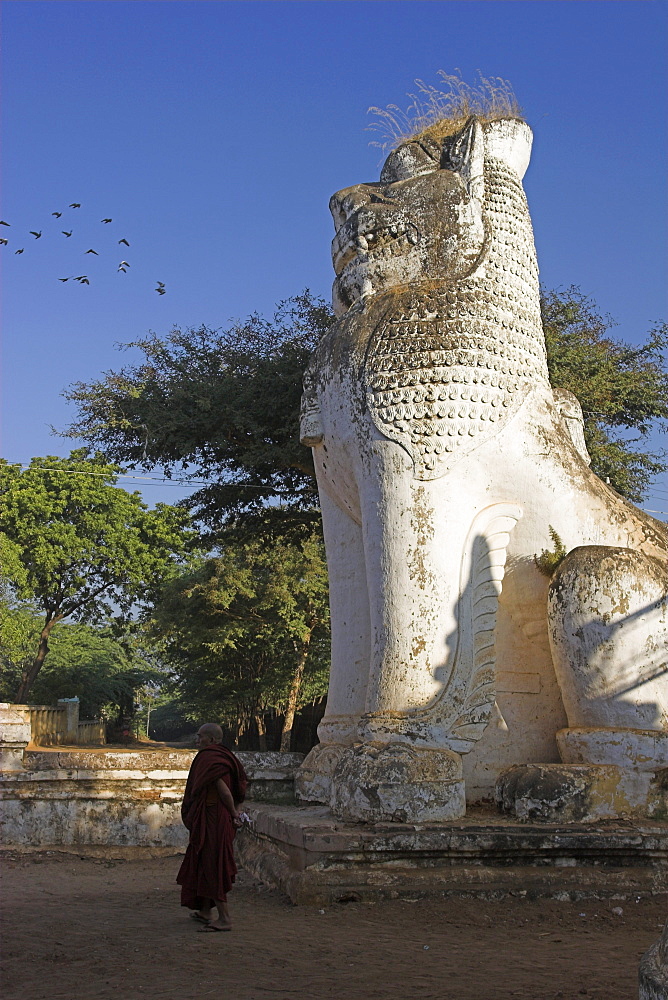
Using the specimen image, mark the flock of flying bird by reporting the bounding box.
[0,206,166,294]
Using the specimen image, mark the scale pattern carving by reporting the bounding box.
[363,160,549,479]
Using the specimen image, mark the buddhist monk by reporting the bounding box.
[176,723,248,932]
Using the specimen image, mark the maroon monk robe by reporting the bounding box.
[176,744,248,908]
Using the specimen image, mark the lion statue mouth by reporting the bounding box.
[332,221,421,276]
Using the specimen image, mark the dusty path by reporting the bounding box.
[1,850,664,1000]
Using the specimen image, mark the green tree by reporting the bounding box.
[151,531,330,750]
[63,289,666,513]
[28,623,159,723]
[0,451,193,701]
[0,582,166,725]
[542,287,667,500]
[63,292,332,532]
[0,587,42,700]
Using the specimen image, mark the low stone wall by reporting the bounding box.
[0,704,31,770]
[0,700,105,749]
[77,722,106,746]
[0,749,303,848]
[25,705,69,746]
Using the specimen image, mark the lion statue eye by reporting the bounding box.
[380,141,440,184]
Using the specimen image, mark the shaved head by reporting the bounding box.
[197,723,223,744]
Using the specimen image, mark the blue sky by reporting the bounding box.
[2,0,666,513]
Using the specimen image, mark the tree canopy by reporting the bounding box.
[63,288,666,518]
[0,588,41,699]
[541,288,667,500]
[0,451,193,700]
[0,607,157,723]
[63,292,331,531]
[149,531,330,749]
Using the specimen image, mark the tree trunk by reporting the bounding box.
[280,632,311,752]
[254,712,267,752]
[16,613,58,703]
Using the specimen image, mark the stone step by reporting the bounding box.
[240,834,667,905]
[237,802,668,904]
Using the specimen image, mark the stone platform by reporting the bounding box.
[236,802,668,906]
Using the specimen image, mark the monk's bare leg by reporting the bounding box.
[193,897,214,922]
[207,898,231,931]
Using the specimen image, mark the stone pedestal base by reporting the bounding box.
[295,743,346,805]
[496,763,668,823]
[557,727,668,770]
[330,743,465,823]
[236,801,668,906]
[639,918,668,1000]
[296,742,466,823]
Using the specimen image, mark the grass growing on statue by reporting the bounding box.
[0,850,664,1000]
[367,70,524,152]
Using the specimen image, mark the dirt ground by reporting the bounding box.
[0,850,664,1000]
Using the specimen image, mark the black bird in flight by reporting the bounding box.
[101,218,112,223]
[85,249,99,255]
[118,238,130,246]
[59,277,70,282]
[52,212,62,218]
[0,238,8,246]
[0,221,10,226]
[30,231,42,238]
[74,275,89,284]
[156,281,166,295]
[15,248,24,254]
[119,260,130,267]
[62,230,73,237]
[69,203,81,209]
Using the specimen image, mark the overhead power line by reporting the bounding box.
[2,463,663,512]
[1,463,301,492]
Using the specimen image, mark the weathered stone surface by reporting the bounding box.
[57,697,80,743]
[496,763,668,823]
[558,727,668,770]
[236,802,668,905]
[0,770,189,847]
[639,917,668,1000]
[24,749,197,772]
[0,704,31,771]
[298,113,668,806]
[0,750,25,771]
[0,704,31,744]
[238,751,304,782]
[0,750,304,846]
[21,748,303,776]
[295,743,346,805]
[331,742,465,823]
[548,547,668,731]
